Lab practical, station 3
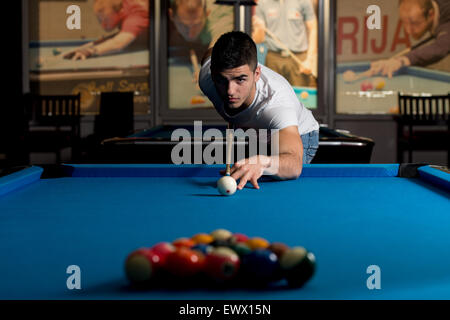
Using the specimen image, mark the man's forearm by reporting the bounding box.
[263,153,302,180]
[95,32,136,55]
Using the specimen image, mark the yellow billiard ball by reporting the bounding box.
[373,77,386,90]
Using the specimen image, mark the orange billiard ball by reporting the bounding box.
[246,237,270,250]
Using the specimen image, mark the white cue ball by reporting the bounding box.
[217,176,237,196]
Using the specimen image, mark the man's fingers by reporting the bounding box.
[237,175,249,190]
[250,176,260,189]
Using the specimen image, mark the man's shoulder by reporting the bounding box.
[259,64,296,94]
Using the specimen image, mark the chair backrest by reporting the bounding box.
[398,93,449,125]
[95,91,134,139]
[25,93,81,129]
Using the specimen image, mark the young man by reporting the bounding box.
[199,31,319,190]
[369,0,450,77]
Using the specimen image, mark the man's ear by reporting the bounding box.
[427,7,435,20]
[168,8,173,20]
[254,65,261,82]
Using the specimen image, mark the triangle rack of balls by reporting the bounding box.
[125,229,316,289]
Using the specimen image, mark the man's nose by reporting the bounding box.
[403,23,411,35]
[227,82,237,96]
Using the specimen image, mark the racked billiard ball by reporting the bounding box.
[191,233,214,245]
[210,228,233,242]
[191,243,214,255]
[151,242,176,266]
[165,247,205,278]
[229,242,251,257]
[229,233,249,244]
[268,242,290,259]
[204,247,240,283]
[124,248,162,284]
[280,246,316,288]
[246,237,270,250]
[172,237,195,248]
[240,249,279,284]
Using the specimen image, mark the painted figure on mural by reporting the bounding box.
[64,0,150,60]
[252,0,318,87]
[369,0,450,76]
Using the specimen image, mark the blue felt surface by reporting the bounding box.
[0,165,449,299]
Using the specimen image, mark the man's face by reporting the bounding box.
[94,1,121,31]
[399,3,434,40]
[172,4,207,41]
[212,64,261,109]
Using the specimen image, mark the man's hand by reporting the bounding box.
[219,126,303,190]
[369,57,408,78]
[229,155,272,190]
[64,46,97,60]
[298,56,316,75]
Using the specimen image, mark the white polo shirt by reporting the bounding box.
[199,57,319,135]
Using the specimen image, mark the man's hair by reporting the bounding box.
[399,0,433,17]
[94,0,122,13]
[211,31,258,74]
[171,0,206,15]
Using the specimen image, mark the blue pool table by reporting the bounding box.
[0,163,449,299]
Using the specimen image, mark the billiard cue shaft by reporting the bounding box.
[54,32,121,61]
[262,26,318,78]
[392,35,434,59]
[190,49,200,77]
[226,123,233,176]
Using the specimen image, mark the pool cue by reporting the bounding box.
[190,49,201,88]
[190,49,200,76]
[392,35,434,59]
[225,123,233,176]
[40,32,120,66]
[262,26,318,78]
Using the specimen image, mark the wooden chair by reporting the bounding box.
[396,93,449,165]
[94,91,134,140]
[24,93,81,163]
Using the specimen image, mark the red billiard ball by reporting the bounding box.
[280,247,316,288]
[165,247,206,277]
[124,248,162,284]
[360,81,373,91]
[151,242,176,265]
[229,233,249,244]
[204,247,240,282]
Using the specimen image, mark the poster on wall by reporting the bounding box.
[29,0,151,115]
[336,0,450,114]
[167,0,234,109]
[251,0,319,110]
